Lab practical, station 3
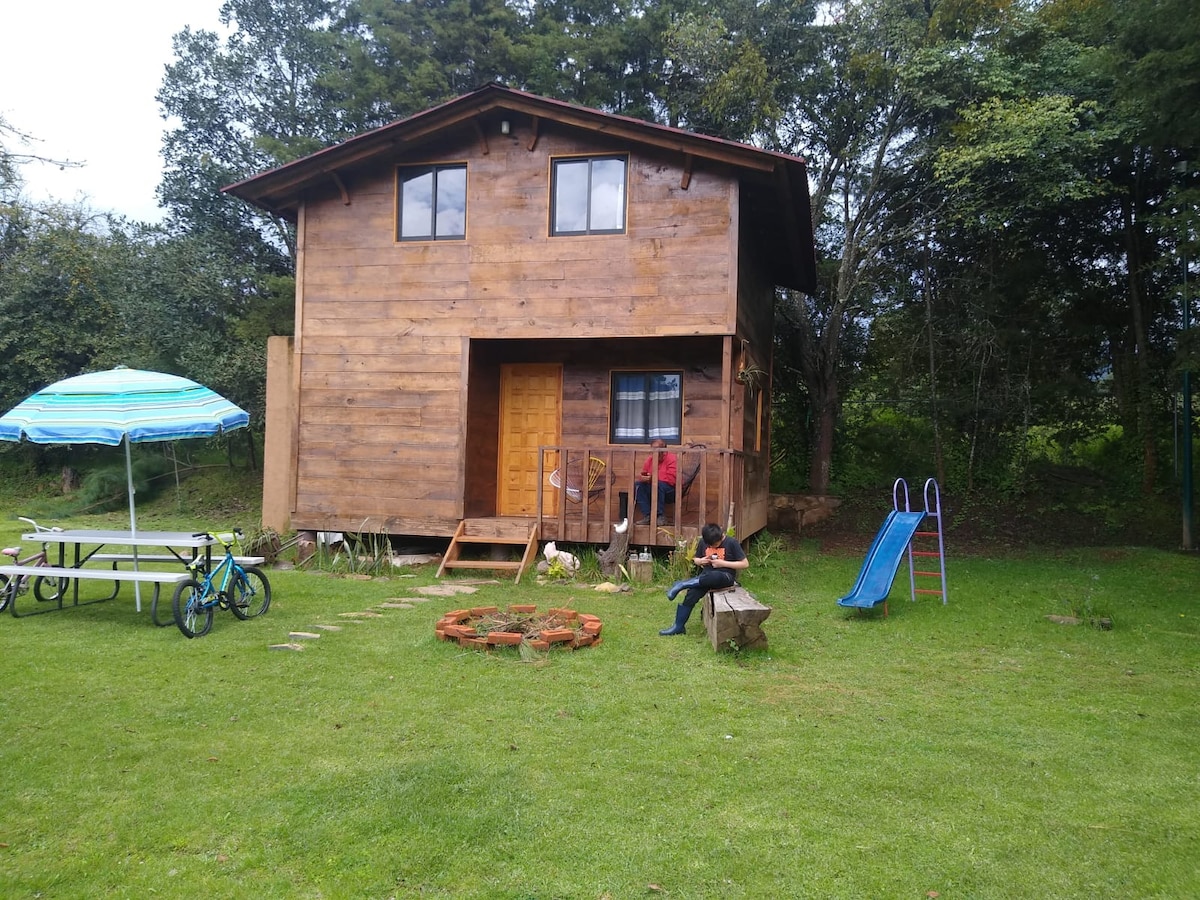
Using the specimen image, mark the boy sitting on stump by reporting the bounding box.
[659,523,749,636]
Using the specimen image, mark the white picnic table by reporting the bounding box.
[4,529,218,623]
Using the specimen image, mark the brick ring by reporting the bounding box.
[436,605,603,650]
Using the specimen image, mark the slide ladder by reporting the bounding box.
[900,477,948,606]
[837,477,948,615]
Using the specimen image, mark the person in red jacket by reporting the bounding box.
[634,438,677,524]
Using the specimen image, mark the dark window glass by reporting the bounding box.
[552,156,626,235]
[398,165,466,240]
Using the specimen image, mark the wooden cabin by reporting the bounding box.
[224,84,816,557]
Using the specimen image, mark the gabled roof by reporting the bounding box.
[223,84,816,292]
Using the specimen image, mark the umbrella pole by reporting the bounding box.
[126,436,142,612]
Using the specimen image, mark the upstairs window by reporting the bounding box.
[397,164,466,240]
[611,372,682,444]
[551,156,627,235]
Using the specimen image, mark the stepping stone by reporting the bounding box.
[391,554,440,566]
[379,602,414,609]
[339,610,384,618]
[417,584,478,596]
[269,642,306,651]
[313,624,343,631]
[289,631,322,640]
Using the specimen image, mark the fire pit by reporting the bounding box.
[436,605,603,651]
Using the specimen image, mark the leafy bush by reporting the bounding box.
[830,406,937,493]
[77,455,175,513]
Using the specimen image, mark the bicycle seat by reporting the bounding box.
[2,547,19,557]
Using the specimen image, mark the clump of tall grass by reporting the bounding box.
[302,522,394,576]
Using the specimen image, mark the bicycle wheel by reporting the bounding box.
[172,578,214,638]
[1,572,30,608]
[0,575,10,613]
[228,566,271,619]
[33,573,69,603]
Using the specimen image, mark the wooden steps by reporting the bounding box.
[436,518,540,584]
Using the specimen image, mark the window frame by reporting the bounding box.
[396,163,467,242]
[609,370,683,445]
[550,155,628,236]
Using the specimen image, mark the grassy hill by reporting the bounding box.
[0,451,263,534]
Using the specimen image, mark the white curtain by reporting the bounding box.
[614,373,680,442]
[647,374,681,441]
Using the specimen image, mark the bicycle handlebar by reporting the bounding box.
[18,516,63,534]
[192,528,245,543]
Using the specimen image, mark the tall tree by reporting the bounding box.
[515,0,673,118]
[333,0,525,125]
[928,0,1197,493]
[660,0,817,142]
[0,206,126,409]
[157,0,349,261]
[777,0,953,492]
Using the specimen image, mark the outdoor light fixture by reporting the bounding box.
[500,120,511,135]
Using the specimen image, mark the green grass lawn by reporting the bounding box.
[0,486,1197,898]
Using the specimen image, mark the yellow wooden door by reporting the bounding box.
[498,364,562,516]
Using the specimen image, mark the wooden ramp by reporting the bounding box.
[437,518,540,584]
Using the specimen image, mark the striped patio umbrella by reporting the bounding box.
[0,367,249,605]
[0,367,248,446]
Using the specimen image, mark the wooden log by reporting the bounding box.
[597,525,631,577]
[702,586,771,651]
[629,559,654,583]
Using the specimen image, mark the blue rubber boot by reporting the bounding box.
[666,576,702,601]
[659,603,692,636]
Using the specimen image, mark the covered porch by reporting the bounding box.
[533,445,757,548]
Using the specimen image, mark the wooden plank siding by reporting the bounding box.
[732,219,778,536]
[282,119,763,539]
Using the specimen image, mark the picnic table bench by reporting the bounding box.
[0,564,191,626]
[11,527,242,620]
[3,550,268,625]
[89,553,266,567]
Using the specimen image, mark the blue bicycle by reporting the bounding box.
[171,529,271,638]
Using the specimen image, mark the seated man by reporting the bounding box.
[634,438,677,525]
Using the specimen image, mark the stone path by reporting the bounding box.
[268,582,481,651]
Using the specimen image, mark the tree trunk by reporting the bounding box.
[922,230,947,489]
[808,399,837,494]
[245,428,258,473]
[597,526,631,577]
[1121,180,1159,494]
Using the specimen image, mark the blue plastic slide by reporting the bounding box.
[837,510,926,609]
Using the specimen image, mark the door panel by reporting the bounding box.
[498,364,561,516]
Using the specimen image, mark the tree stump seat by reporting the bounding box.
[701,585,771,651]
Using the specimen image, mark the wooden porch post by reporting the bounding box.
[261,335,296,533]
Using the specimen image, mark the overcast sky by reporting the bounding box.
[1,1,226,223]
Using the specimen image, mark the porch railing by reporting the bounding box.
[535,445,747,547]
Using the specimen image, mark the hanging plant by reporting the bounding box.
[735,363,767,392]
